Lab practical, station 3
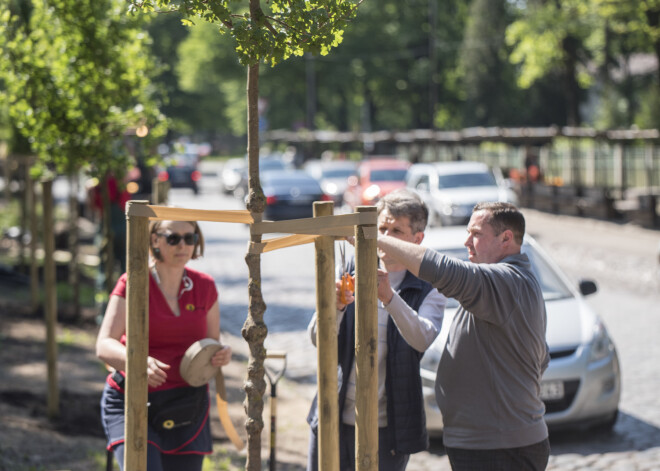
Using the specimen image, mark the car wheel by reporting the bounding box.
[591,409,619,434]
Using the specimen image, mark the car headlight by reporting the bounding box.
[589,319,614,363]
[363,184,381,202]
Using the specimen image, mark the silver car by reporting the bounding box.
[420,226,621,436]
[407,161,519,227]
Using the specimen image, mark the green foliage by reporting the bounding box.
[132,0,361,67]
[506,0,599,90]
[0,0,165,178]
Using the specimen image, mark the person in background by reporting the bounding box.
[96,219,232,471]
[375,202,550,471]
[306,189,447,471]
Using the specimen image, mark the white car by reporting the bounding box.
[420,226,621,435]
[407,161,519,227]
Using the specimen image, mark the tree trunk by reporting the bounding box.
[242,56,267,470]
[100,173,115,296]
[645,7,660,109]
[68,173,80,320]
[27,162,40,314]
[42,179,59,420]
[562,35,581,127]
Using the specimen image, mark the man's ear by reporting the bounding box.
[501,229,513,245]
[414,231,424,245]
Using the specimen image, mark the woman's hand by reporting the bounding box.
[211,345,232,368]
[147,356,170,388]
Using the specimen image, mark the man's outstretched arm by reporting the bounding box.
[377,234,427,276]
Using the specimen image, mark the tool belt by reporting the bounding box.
[147,385,207,432]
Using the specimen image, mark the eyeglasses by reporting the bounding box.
[156,232,199,246]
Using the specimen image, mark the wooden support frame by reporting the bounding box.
[354,206,378,471]
[124,201,151,471]
[123,201,379,471]
[313,202,339,471]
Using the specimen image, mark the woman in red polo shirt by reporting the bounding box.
[96,219,232,471]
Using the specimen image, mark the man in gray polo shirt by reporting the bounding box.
[375,201,550,470]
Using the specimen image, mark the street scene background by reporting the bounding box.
[2,163,658,470]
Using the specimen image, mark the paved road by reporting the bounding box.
[178,162,660,470]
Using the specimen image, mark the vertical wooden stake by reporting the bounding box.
[354,206,378,471]
[313,201,339,471]
[124,200,150,471]
[42,179,59,420]
[27,170,39,314]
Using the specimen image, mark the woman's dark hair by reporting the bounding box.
[149,220,205,261]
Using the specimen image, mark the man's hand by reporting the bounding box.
[336,279,355,311]
[377,269,394,305]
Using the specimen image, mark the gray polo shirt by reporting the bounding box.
[419,249,549,450]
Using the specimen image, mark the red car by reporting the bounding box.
[342,158,411,210]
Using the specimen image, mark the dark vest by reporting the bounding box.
[308,264,434,456]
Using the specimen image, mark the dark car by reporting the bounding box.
[304,160,358,205]
[232,156,292,199]
[261,170,331,220]
[158,153,201,194]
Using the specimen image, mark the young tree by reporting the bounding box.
[132,0,361,467]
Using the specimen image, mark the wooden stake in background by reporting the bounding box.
[124,200,150,471]
[42,179,59,420]
[313,201,339,471]
[354,206,378,471]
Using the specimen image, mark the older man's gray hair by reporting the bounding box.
[376,189,429,234]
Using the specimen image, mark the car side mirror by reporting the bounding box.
[578,279,598,296]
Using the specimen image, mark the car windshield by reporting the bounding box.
[369,169,408,182]
[260,159,287,171]
[322,168,356,179]
[437,172,496,189]
[435,245,572,309]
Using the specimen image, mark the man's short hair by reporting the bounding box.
[473,202,525,245]
[376,189,428,234]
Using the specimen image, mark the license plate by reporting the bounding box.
[540,380,564,401]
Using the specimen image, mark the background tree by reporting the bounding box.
[0,0,163,415]
[506,0,600,126]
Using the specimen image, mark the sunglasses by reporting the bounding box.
[156,232,199,246]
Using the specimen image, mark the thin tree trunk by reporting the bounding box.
[19,155,28,273]
[68,173,80,320]
[100,174,114,296]
[562,35,581,127]
[27,161,40,314]
[42,179,59,420]
[242,56,267,470]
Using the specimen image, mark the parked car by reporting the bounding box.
[158,153,201,194]
[304,160,358,205]
[220,157,247,195]
[420,226,621,436]
[342,158,411,211]
[261,170,332,221]
[406,161,519,226]
[232,156,293,199]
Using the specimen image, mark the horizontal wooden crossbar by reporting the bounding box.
[125,203,378,249]
[126,204,254,224]
[249,234,321,254]
[251,213,376,236]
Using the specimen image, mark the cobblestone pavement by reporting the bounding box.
[186,170,660,470]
